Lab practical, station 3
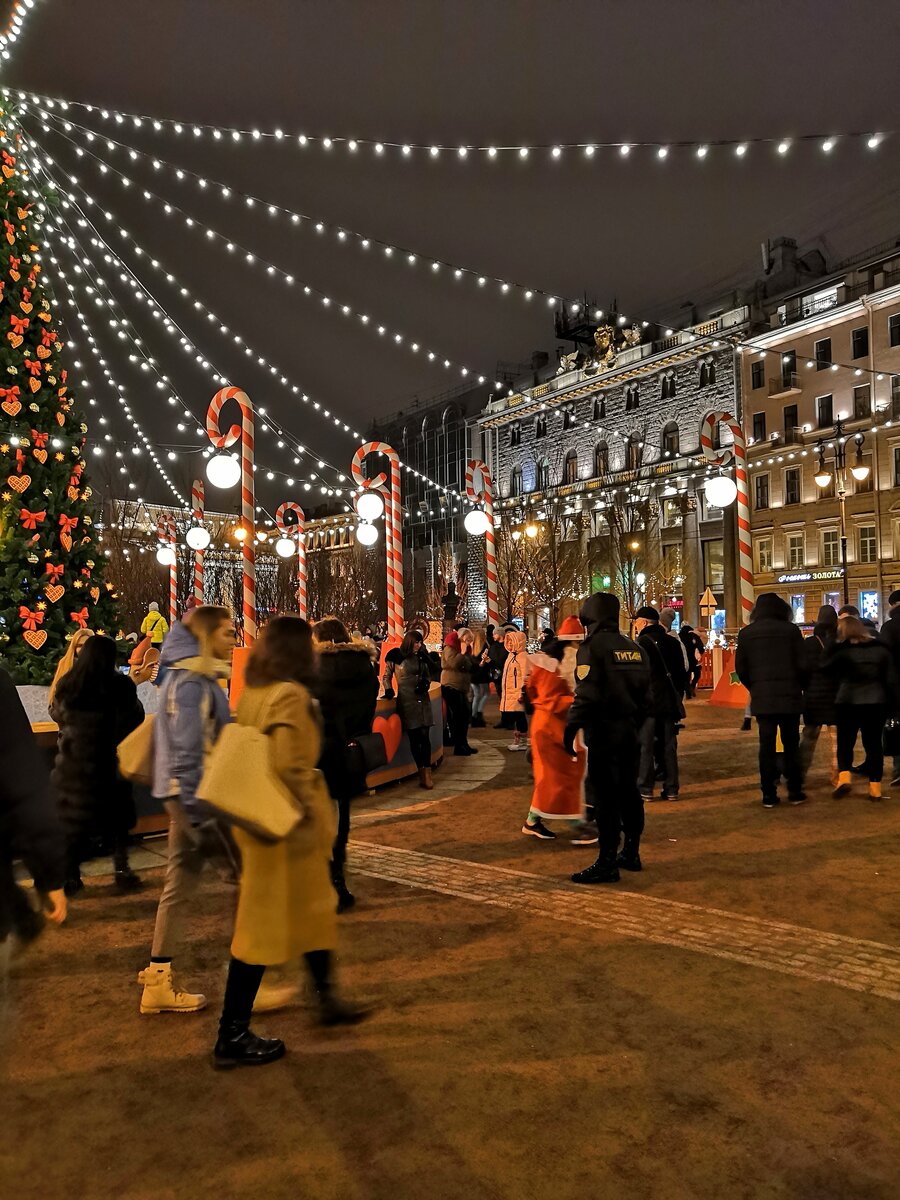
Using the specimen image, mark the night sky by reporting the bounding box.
[4,0,900,509]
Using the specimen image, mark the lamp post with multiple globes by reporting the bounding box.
[814,419,870,606]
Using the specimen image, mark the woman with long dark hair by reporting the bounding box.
[51,634,144,896]
[826,614,898,800]
[395,629,435,789]
[213,616,369,1069]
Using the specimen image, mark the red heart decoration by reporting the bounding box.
[372,713,403,763]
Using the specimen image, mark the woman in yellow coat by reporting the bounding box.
[213,616,369,1071]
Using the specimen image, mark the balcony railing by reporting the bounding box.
[768,372,802,397]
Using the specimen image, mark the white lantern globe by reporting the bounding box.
[704,475,738,508]
[464,508,491,536]
[275,536,296,558]
[185,525,211,551]
[355,490,384,522]
[356,522,379,546]
[156,546,176,567]
[206,453,241,489]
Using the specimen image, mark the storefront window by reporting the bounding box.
[823,591,840,611]
[790,595,806,624]
[860,591,879,624]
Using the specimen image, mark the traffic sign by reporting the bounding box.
[699,586,718,609]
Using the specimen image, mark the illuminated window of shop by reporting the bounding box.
[860,590,880,623]
[823,591,840,611]
[858,525,877,563]
[893,446,900,487]
[790,595,806,624]
[787,532,805,569]
[821,528,840,567]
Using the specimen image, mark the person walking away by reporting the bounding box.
[633,606,688,801]
[500,629,531,751]
[470,632,492,728]
[565,593,650,883]
[214,616,370,1069]
[394,630,435,789]
[141,601,169,647]
[521,639,587,839]
[735,593,808,808]
[440,630,478,755]
[50,635,145,896]
[825,615,898,801]
[1,669,67,973]
[313,618,379,912]
[800,606,840,787]
[660,607,691,695]
[876,589,900,785]
[679,623,705,699]
[47,627,94,712]
[138,606,235,1015]
[488,624,512,728]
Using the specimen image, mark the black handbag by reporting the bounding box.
[883,718,900,758]
[346,731,388,777]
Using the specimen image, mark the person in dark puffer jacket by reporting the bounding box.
[876,590,900,784]
[735,592,808,808]
[800,605,839,786]
[50,634,145,895]
[313,619,379,912]
[824,614,899,801]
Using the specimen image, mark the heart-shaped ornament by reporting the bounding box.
[20,301,32,314]
[2,398,22,416]
[7,474,30,493]
[36,345,50,360]
[8,333,22,349]
[90,586,100,602]
[372,713,403,763]
[28,378,40,394]
[24,629,47,650]
[55,411,65,426]
[45,585,64,603]
[32,449,47,464]
[60,532,72,553]
[9,268,20,281]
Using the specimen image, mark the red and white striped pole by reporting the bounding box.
[699,410,754,625]
[206,387,257,644]
[157,515,178,627]
[275,501,307,620]
[350,441,405,637]
[465,459,500,627]
[191,477,205,604]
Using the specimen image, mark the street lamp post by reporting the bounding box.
[814,419,870,607]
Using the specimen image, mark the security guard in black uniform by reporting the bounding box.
[564,592,651,883]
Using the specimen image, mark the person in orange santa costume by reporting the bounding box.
[520,638,587,840]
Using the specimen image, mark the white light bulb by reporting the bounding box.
[356,490,385,521]
[356,522,378,546]
[186,526,211,551]
[275,536,296,558]
[156,546,176,566]
[464,509,491,536]
[206,452,241,488]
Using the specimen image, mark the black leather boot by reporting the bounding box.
[330,863,355,913]
[212,1020,285,1070]
[570,856,621,885]
[616,839,643,872]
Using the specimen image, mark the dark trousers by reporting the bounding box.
[220,950,333,1032]
[407,726,432,770]
[836,704,886,782]
[756,713,802,797]
[442,687,471,752]
[332,796,351,875]
[586,721,644,860]
[638,716,679,795]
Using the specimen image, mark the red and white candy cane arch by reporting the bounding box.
[275,501,307,620]
[191,477,205,603]
[698,410,754,624]
[157,514,178,627]
[350,441,405,637]
[465,459,500,627]
[206,386,257,644]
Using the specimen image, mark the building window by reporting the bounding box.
[816,394,834,428]
[853,454,873,494]
[754,473,770,509]
[783,404,799,441]
[509,466,523,497]
[662,499,682,528]
[708,359,717,385]
[815,337,831,370]
[757,537,773,572]
[893,446,900,487]
[561,405,575,431]
[661,422,679,455]
[889,313,900,348]
[625,437,641,471]
[751,361,765,390]
[625,385,639,411]
[781,350,797,388]
[851,326,869,359]
[535,414,547,439]
[563,450,578,485]
[784,466,801,506]
[787,532,805,569]
[509,423,521,448]
[853,384,871,420]
[592,396,605,420]
[858,525,877,564]
[699,362,709,388]
[702,539,724,589]
[821,528,840,567]
[892,375,900,420]
[659,374,676,401]
[594,442,609,476]
[536,459,551,490]
[752,411,767,443]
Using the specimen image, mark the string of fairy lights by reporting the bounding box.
[6,86,890,163]
[0,1,39,65]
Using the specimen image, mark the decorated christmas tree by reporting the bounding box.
[0,112,118,684]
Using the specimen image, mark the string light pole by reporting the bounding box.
[275,500,307,619]
[156,515,178,627]
[206,386,257,644]
[464,459,500,627]
[185,477,210,603]
[814,421,871,606]
[699,410,753,625]
[350,441,405,637]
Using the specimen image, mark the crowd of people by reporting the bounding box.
[4,585,898,1065]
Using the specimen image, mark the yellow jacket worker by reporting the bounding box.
[140,602,169,646]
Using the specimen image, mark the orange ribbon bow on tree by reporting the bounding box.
[9,315,28,336]
[20,508,46,530]
[3,219,15,245]
[45,563,64,585]
[59,514,79,536]
[0,386,20,403]
[70,608,89,629]
[31,430,49,449]
[23,359,42,377]
[40,328,56,347]
[19,607,44,631]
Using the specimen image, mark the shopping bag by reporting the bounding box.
[196,722,301,842]
[117,714,155,786]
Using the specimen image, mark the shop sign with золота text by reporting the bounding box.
[777,569,845,584]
